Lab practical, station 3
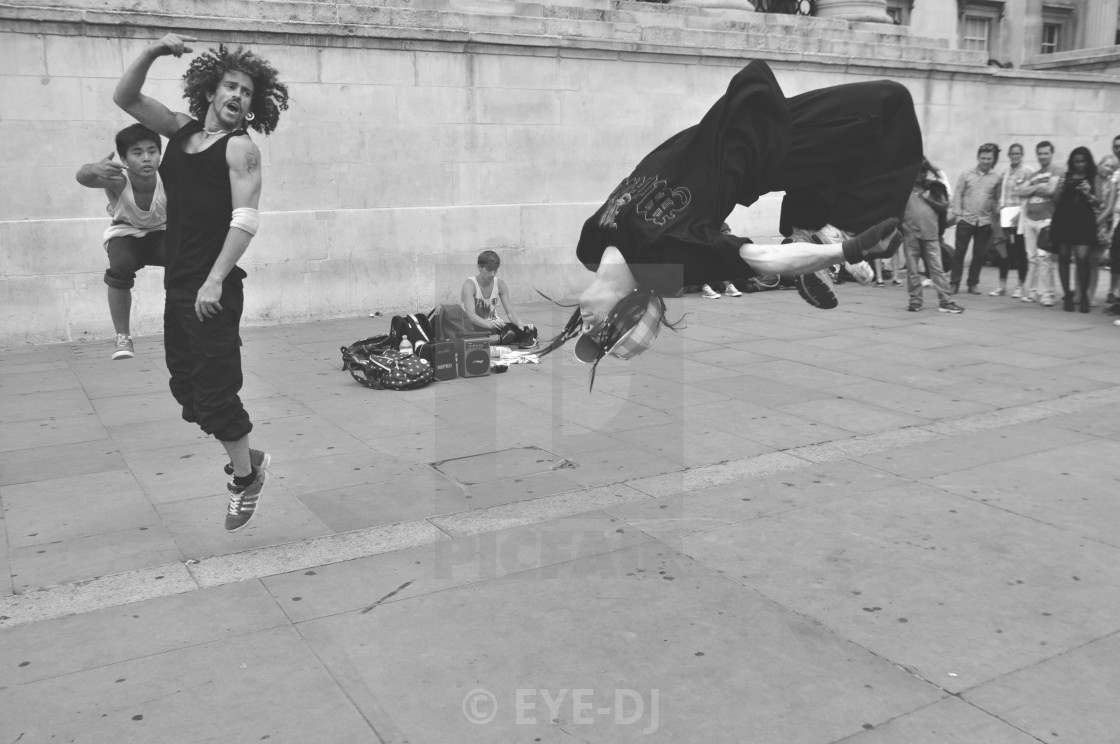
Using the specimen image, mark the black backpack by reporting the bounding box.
[389,313,436,353]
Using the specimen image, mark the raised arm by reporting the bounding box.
[114,33,197,138]
[75,152,126,195]
[194,136,263,321]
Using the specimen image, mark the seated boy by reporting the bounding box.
[76,123,166,360]
[460,250,537,347]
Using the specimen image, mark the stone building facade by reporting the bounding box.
[1,0,1119,344]
[888,0,1120,72]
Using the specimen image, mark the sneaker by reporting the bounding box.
[814,224,856,243]
[723,282,742,297]
[1021,294,1035,303]
[225,467,267,532]
[875,280,886,287]
[700,284,721,299]
[939,301,964,314]
[1011,285,1024,298]
[989,286,1006,296]
[967,286,982,295]
[1040,298,1055,307]
[1114,319,1120,327]
[908,301,922,312]
[796,270,839,310]
[223,448,271,477]
[845,261,875,286]
[921,278,933,287]
[892,279,903,286]
[112,334,134,360]
[518,326,540,349]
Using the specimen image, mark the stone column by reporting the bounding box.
[1081,0,1119,49]
[813,0,890,23]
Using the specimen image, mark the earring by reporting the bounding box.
[245,111,255,122]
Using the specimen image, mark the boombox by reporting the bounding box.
[419,341,457,382]
[454,335,490,378]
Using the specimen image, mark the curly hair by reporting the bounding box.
[181,44,289,135]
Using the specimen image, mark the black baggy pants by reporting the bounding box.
[164,285,252,442]
[577,60,923,291]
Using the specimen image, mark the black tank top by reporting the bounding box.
[159,119,248,290]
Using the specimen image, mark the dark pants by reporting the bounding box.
[999,232,1028,284]
[105,232,166,289]
[164,285,252,442]
[951,221,992,289]
[1112,223,1120,276]
[777,79,923,236]
[577,62,922,290]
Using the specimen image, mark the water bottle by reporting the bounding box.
[399,338,413,356]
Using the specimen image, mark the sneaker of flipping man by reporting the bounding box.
[701,284,722,299]
[792,224,875,286]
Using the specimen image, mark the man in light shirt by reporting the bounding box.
[949,143,1002,295]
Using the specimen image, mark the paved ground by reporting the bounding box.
[2,279,1119,743]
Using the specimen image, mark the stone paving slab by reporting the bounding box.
[298,540,947,743]
[679,481,1120,694]
[0,625,378,744]
[2,286,1120,741]
[837,696,1041,743]
[963,631,1120,744]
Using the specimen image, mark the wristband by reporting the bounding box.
[230,207,260,236]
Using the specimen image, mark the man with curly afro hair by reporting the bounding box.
[115,34,289,532]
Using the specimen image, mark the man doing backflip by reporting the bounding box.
[114,33,289,532]
[540,60,922,386]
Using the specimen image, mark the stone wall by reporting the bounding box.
[2,0,1119,345]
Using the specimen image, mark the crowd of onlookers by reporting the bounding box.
[896,136,1120,324]
[679,136,1120,328]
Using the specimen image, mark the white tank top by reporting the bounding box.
[102,172,167,247]
[466,276,500,320]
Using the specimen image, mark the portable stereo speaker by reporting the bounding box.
[454,336,490,378]
[421,341,457,382]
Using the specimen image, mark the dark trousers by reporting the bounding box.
[951,221,992,289]
[105,232,166,289]
[999,232,1028,284]
[164,285,252,442]
[777,79,923,236]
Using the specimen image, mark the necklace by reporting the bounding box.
[203,126,232,138]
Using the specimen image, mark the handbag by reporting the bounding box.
[1037,225,1054,253]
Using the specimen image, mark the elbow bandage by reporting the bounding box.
[230,207,260,237]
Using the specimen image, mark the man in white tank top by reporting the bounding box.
[460,250,536,344]
[76,123,167,360]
